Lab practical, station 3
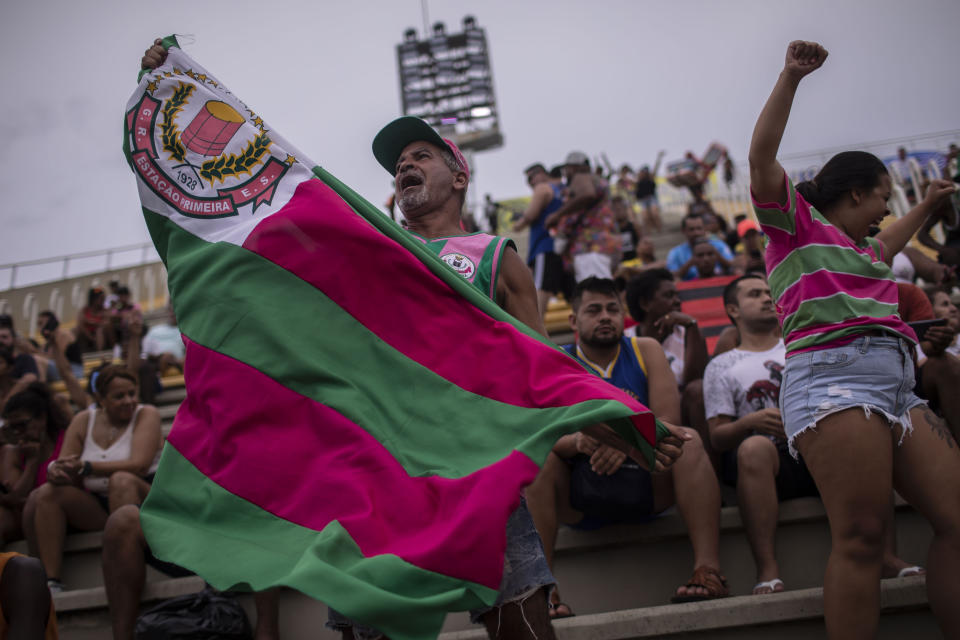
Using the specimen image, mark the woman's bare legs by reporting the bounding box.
[795,409,893,640]
[892,405,960,638]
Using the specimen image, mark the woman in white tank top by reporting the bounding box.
[23,365,162,592]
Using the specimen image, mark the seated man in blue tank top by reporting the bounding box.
[525,277,727,617]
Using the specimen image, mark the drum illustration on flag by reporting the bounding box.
[181,100,245,156]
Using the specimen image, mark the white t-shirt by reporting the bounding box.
[624,324,686,385]
[662,325,686,385]
[891,252,916,284]
[703,340,786,421]
[142,323,185,360]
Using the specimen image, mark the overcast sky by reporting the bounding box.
[2,0,959,267]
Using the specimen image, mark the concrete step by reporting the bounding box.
[157,403,177,421]
[33,494,935,637]
[55,575,938,640]
[22,497,889,596]
[439,576,936,640]
[55,576,941,640]
[54,580,341,640]
[155,386,186,406]
[549,497,931,612]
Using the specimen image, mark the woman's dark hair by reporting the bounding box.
[625,268,674,322]
[795,151,888,212]
[89,363,136,398]
[924,286,951,306]
[2,382,70,441]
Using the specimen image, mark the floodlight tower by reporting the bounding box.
[395,15,504,152]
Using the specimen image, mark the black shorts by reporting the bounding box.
[528,251,565,295]
[566,454,657,529]
[722,442,819,501]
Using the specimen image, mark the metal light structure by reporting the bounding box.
[396,15,503,152]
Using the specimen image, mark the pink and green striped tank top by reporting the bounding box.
[753,173,917,355]
[411,231,516,301]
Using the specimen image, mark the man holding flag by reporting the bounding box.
[137,38,687,640]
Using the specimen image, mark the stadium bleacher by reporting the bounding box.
[2,194,946,639]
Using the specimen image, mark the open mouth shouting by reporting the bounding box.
[398,172,424,193]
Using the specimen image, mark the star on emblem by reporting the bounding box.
[146,80,159,93]
[197,74,207,83]
[285,154,297,166]
[253,116,265,129]
[163,71,172,78]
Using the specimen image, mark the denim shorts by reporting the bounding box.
[326,500,555,639]
[780,334,926,459]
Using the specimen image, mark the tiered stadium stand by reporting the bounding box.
[5,213,943,639]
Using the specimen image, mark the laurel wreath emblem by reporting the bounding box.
[199,133,272,184]
[158,80,272,186]
[161,83,194,164]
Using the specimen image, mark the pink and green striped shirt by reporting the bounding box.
[753,173,917,355]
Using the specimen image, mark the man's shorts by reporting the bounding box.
[721,438,819,501]
[780,334,926,459]
[639,195,659,209]
[528,251,564,295]
[566,455,658,530]
[572,252,613,282]
[325,500,554,638]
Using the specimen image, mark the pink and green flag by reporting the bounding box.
[126,36,665,640]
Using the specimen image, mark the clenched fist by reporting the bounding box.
[784,40,828,80]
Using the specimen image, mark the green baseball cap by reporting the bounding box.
[372,116,470,179]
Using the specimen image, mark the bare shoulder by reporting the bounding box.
[534,182,554,197]
[500,244,530,279]
[498,246,545,334]
[633,336,666,354]
[66,408,91,440]
[136,404,161,423]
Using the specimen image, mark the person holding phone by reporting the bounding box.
[916,290,960,444]
[749,40,960,638]
[22,365,161,593]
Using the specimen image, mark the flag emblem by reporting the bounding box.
[125,74,292,219]
[440,252,476,279]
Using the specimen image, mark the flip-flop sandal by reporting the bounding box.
[671,565,730,603]
[752,578,784,594]
[548,601,575,619]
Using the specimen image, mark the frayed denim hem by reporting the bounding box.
[787,400,925,460]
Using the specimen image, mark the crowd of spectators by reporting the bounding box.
[4,48,959,634]
[508,148,784,325]
[0,279,281,637]
[503,141,960,620]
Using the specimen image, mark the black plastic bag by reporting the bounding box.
[135,586,253,640]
